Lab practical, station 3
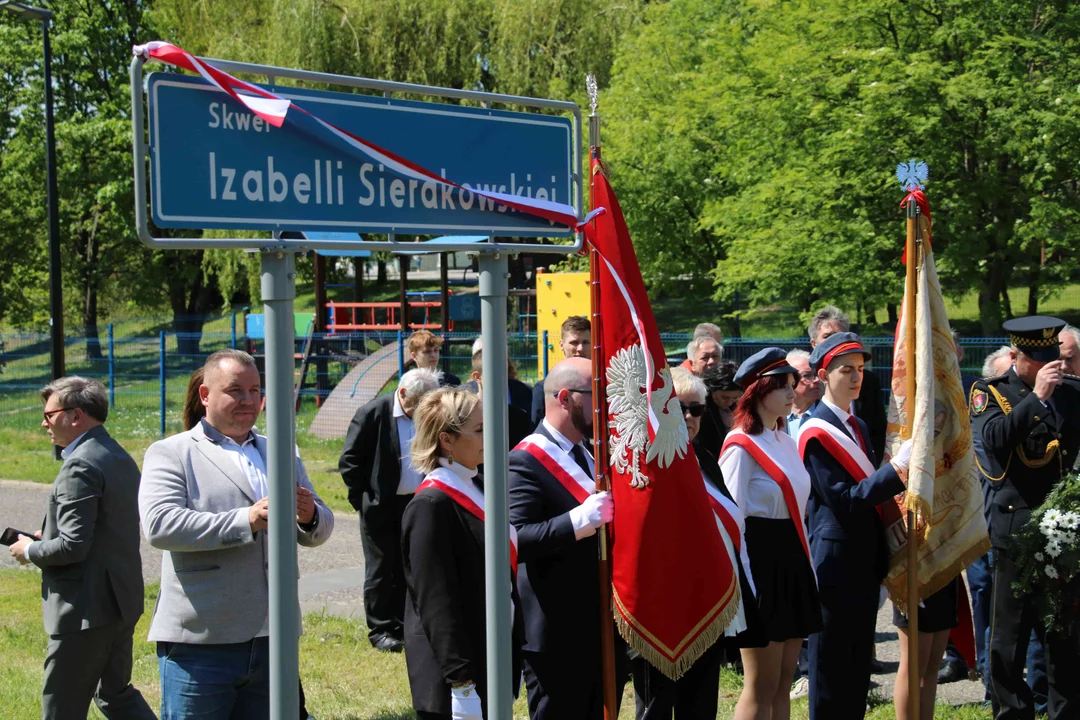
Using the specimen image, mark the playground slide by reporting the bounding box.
[307,341,401,439]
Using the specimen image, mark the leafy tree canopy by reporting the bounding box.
[605,0,1080,332]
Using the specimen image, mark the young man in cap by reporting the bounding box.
[798,332,913,720]
[807,306,888,463]
[972,315,1080,720]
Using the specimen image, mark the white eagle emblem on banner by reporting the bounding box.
[606,345,689,488]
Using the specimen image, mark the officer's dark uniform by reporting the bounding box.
[970,316,1080,720]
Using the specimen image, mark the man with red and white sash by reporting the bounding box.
[509,357,629,720]
[799,332,913,720]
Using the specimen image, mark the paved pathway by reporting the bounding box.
[0,479,366,616]
[1,478,985,707]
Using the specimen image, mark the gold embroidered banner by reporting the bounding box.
[885,218,990,612]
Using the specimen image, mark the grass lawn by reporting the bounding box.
[0,569,991,719]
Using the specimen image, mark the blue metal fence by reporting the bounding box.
[0,327,1010,437]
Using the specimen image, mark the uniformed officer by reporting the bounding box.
[971,315,1080,720]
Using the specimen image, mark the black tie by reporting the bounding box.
[571,444,593,478]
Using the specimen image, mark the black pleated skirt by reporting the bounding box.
[740,517,822,644]
[892,575,959,633]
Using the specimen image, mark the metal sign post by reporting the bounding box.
[479,251,512,713]
[262,245,300,718]
[130,50,583,720]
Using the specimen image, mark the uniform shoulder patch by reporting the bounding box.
[971,388,989,413]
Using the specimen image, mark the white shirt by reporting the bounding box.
[719,426,811,521]
[60,430,90,460]
[394,392,423,495]
[542,419,595,476]
[215,430,269,501]
[821,397,859,442]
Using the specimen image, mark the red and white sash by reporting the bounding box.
[701,466,757,616]
[703,479,742,555]
[514,433,594,505]
[797,418,906,552]
[720,430,811,560]
[700,468,749,636]
[417,466,519,576]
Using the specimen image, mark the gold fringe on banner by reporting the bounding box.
[611,572,739,681]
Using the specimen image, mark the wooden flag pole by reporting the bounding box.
[904,194,921,720]
[587,75,619,720]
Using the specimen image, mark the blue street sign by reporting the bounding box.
[146,73,574,237]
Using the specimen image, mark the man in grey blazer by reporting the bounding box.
[139,349,333,719]
[9,376,155,720]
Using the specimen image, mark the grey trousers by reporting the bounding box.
[43,618,156,720]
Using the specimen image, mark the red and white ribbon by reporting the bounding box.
[133,41,591,232]
[797,418,876,480]
[720,429,812,561]
[700,469,750,634]
[514,433,595,504]
[418,467,519,575]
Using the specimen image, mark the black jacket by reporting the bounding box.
[531,382,548,428]
[970,369,1080,554]
[509,423,604,655]
[339,394,401,526]
[694,394,730,461]
[802,402,904,605]
[401,481,524,715]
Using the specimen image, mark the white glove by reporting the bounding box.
[891,439,913,471]
[569,491,614,539]
[451,683,483,720]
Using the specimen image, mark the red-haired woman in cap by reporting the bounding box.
[719,348,821,720]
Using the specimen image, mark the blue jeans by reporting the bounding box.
[157,637,270,720]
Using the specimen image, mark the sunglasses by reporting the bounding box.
[680,403,706,418]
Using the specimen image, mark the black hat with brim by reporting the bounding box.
[809,331,873,372]
[734,347,797,388]
[1002,315,1065,363]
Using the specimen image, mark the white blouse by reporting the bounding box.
[719,427,812,522]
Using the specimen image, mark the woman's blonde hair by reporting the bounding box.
[410,387,482,474]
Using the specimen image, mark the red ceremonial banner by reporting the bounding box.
[585,161,738,680]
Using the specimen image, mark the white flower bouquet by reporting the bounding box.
[1011,472,1080,636]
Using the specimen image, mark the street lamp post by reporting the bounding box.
[2,1,64,383]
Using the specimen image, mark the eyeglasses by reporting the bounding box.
[553,388,593,398]
[798,372,819,384]
[42,407,73,423]
[680,403,706,417]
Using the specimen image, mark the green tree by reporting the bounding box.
[606,0,1080,334]
[1,0,159,354]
